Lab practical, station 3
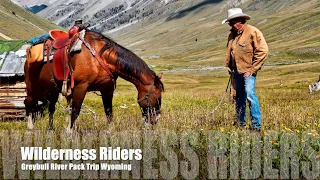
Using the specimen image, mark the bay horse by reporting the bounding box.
[24,30,164,132]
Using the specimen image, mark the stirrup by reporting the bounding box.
[62,80,68,96]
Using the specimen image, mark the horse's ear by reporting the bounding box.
[157,73,163,79]
[155,73,164,91]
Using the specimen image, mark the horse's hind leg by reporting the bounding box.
[48,92,59,130]
[26,110,34,130]
[67,83,87,133]
[25,96,35,130]
[101,91,114,123]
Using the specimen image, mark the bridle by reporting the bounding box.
[137,82,155,107]
[137,82,162,121]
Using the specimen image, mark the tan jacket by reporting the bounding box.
[225,23,268,74]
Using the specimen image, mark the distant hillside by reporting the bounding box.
[0,0,63,40]
[105,0,320,70]
[35,0,178,30]
[6,0,320,70]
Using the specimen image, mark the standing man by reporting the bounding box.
[222,8,268,131]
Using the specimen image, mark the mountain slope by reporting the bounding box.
[0,0,63,40]
[6,0,320,69]
[36,0,177,30]
[106,0,320,70]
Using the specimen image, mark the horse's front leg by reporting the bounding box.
[48,92,59,131]
[66,83,88,133]
[101,90,114,123]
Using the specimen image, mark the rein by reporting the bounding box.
[78,35,115,79]
[78,34,116,90]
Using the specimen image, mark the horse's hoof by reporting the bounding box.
[150,130,156,135]
[65,128,73,134]
[27,115,34,130]
[105,131,111,136]
[47,130,55,134]
[65,116,71,123]
[47,128,55,133]
[27,124,34,130]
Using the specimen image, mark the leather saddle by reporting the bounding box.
[48,28,80,95]
[49,30,71,82]
[27,26,83,96]
[50,30,70,49]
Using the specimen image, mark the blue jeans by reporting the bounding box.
[234,70,261,130]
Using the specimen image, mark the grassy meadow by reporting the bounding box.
[1,54,320,179]
[1,55,320,133]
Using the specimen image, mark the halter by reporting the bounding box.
[137,83,155,105]
[137,82,158,123]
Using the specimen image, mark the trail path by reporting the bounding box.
[0,32,13,40]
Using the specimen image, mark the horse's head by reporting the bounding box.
[137,73,164,125]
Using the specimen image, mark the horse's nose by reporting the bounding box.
[155,113,161,122]
[142,114,161,125]
[142,115,148,123]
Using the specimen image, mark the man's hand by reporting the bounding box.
[244,71,252,77]
[226,67,233,74]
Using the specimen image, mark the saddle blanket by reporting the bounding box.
[28,34,50,45]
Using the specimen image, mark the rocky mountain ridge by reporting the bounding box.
[11,0,182,31]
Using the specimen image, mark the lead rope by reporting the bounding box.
[199,74,231,119]
[57,100,97,119]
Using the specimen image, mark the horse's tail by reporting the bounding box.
[24,59,30,94]
[26,46,32,59]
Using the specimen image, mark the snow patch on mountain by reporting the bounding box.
[11,0,59,7]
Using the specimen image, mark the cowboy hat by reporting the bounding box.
[222,8,250,24]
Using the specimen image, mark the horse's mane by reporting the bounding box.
[87,30,157,79]
[86,30,164,90]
